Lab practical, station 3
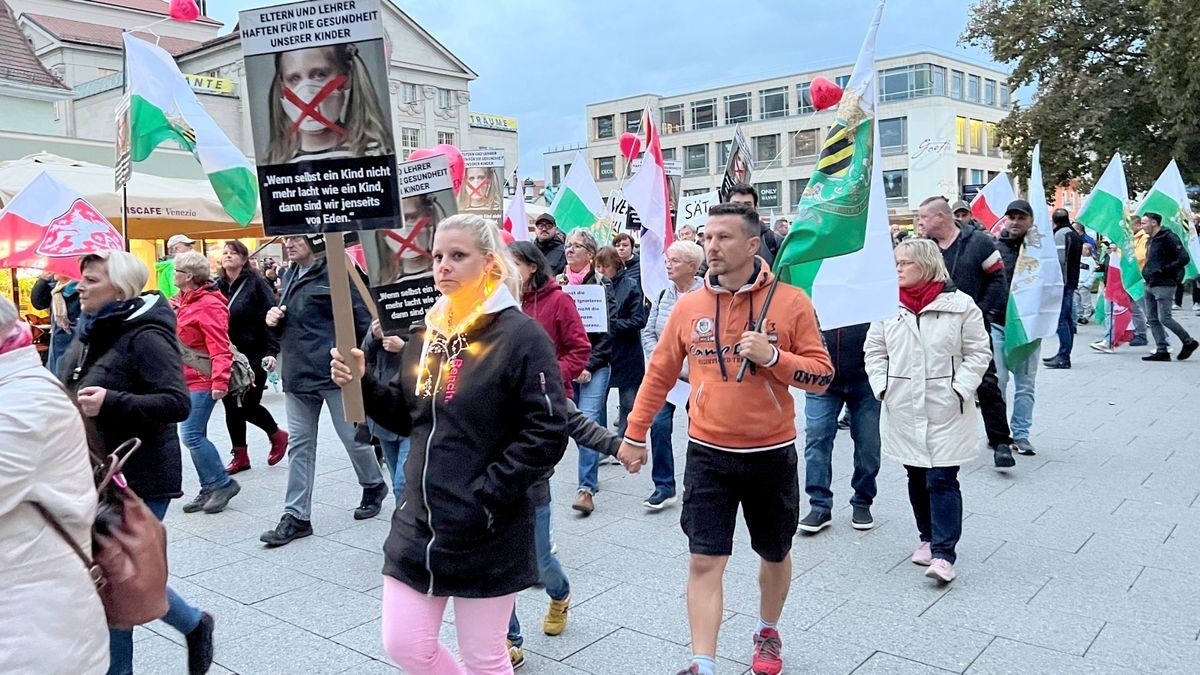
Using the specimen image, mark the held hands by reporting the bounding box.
[76,386,108,417]
[330,347,366,387]
[617,441,648,474]
[738,331,775,366]
[266,305,287,327]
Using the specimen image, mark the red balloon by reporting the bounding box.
[168,0,199,22]
[810,76,843,111]
[618,132,642,162]
[407,145,466,195]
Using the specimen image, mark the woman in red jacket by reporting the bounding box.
[174,251,242,515]
[509,241,591,395]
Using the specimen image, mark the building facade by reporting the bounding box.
[582,52,1012,223]
[1,0,517,177]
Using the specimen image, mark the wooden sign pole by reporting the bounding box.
[324,234,366,423]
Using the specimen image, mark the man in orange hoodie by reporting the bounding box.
[618,202,833,675]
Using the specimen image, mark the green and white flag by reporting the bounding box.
[1076,153,1144,300]
[123,33,257,225]
[1004,143,1064,363]
[1138,159,1198,281]
[774,0,884,275]
[549,150,607,238]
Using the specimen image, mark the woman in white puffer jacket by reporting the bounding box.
[865,239,991,584]
[0,297,108,674]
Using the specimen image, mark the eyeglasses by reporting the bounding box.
[565,243,590,251]
[895,260,917,268]
[665,258,687,266]
[535,222,555,230]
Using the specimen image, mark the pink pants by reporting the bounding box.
[381,576,517,675]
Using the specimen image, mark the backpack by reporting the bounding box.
[178,341,256,399]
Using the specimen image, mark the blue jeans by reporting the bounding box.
[181,391,232,491]
[574,365,611,494]
[283,390,385,521]
[507,502,570,647]
[648,402,677,494]
[380,436,411,503]
[1055,289,1076,360]
[905,465,962,564]
[990,325,1038,440]
[803,378,881,514]
[107,499,203,675]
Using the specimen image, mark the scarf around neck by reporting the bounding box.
[900,281,946,315]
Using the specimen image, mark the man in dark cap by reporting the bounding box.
[992,200,1042,456]
[535,214,567,275]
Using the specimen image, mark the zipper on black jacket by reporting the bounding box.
[422,362,444,595]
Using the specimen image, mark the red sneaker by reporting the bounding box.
[751,627,783,675]
[267,428,289,465]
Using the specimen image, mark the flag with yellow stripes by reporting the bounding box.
[775,0,884,278]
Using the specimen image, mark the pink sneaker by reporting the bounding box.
[911,541,932,566]
[925,558,955,582]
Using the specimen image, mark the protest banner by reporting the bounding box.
[239,0,400,235]
[562,284,609,332]
[458,149,505,225]
[358,154,457,334]
[678,190,719,231]
[718,125,754,202]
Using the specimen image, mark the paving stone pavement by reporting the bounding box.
[140,315,1200,674]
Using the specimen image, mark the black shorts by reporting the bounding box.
[680,441,800,563]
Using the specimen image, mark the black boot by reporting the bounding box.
[260,513,313,547]
[185,611,214,675]
[354,482,389,520]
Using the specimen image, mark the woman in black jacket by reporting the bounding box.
[216,240,288,473]
[595,246,647,438]
[331,214,567,675]
[58,251,214,675]
[30,271,81,374]
[558,229,618,515]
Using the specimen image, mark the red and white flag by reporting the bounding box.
[503,168,530,242]
[970,172,1016,235]
[1103,251,1135,347]
[0,173,124,279]
[623,109,674,302]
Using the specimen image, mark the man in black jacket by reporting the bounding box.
[918,195,1017,467]
[260,233,387,546]
[1140,212,1199,361]
[798,323,881,533]
[535,214,568,275]
[1044,209,1084,369]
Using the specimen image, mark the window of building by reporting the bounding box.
[596,156,616,181]
[970,119,984,155]
[759,86,789,119]
[661,147,677,161]
[551,165,561,185]
[662,105,684,134]
[984,80,996,106]
[797,82,814,114]
[691,98,717,130]
[957,168,968,192]
[400,127,420,156]
[717,140,732,170]
[437,130,455,146]
[789,178,810,207]
[684,144,709,175]
[437,88,452,108]
[956,116,968,153]
[988,170,1000,182]
[951,70,964,100]
[595,115,614,139]
[564,162,572,175]
[879,117,907,156]
[882,169,908,203]
[835,74,851,89]
[402,83,418,104]
[987,122,1001,157]
[967,75,981,102]
[999,83,1011,108]
[971,169,985,184]
[756,181,781,209]
[879,64,941,102]
[791,129,820,163]
[931,65,946,96]
[624,110,642,134]
[683,188,711,197]
[725,92,752,124]
[754,134,780,164]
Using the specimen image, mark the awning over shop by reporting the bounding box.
[0,152,264,240]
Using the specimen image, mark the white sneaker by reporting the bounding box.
[1090,341,1114,354]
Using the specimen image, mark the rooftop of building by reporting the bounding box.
[89,0,221,26]
[24,13,203,55]
[0,2,68,89]
[587,49,1011,107]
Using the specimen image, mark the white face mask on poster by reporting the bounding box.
[281,80,350,134]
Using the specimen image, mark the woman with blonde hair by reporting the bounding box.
[331,213,568,674]
[865,238,991,583]
[265,43,394,164]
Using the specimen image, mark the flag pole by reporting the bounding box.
[735,276,780,382]
[121,186,130,252]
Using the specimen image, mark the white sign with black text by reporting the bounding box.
[563,284,609,333]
